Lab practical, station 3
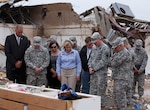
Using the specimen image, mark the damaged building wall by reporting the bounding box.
[0,24,36,43]
[29,3,81,26]
[0,23,11,71]
[24,3,94,46]
[28,3,94,40]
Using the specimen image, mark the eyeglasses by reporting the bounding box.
[51,46,57,48]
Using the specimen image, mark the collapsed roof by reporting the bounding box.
[0,0,82,25]
[80,3,150,46]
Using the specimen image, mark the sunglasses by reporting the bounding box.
[51,46,57,48]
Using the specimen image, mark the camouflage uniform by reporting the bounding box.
[25,37,50,86]
[69,37,81,53]
[111,37,133,110]
[126,48,135,105]
[122,37,135,105]
[88,42,110,106]
[132,39,148,97]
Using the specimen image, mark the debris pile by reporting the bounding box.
[0,72,12,85]
[103,74,150,110]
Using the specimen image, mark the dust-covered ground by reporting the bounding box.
[101,74,150,110]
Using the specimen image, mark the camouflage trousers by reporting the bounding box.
[133,73,145,97]
[90,72,107,106]
[113,79,132,110]
[27,74,47,86]
[127,76,134,105]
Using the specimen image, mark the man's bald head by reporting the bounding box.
[15,25,23,37]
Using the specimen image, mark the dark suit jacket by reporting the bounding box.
[80,45,90,72]
[5,34,30,80]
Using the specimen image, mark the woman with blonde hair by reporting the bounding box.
[56,40,81,90]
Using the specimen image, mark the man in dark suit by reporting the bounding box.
[5,25,30,84]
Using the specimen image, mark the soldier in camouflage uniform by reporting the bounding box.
[24,36,50,86]
[88,32,110,106]
[111,37,133,110]
[69,37,81,53]
[132,39,148,99]
[122,37,134,106]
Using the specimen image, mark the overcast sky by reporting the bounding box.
[19,0,150,21]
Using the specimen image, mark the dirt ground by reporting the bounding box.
[102,74,150,110]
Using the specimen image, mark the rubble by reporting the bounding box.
[0,1,150,109]
[103,74,150,110]
[0,72,13,85]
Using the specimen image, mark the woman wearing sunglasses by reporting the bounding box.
[46,41,61,89]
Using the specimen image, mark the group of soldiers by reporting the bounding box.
[88,32,148,109]
[4,25,148,110]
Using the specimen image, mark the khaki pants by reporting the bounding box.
[61,68,76,90]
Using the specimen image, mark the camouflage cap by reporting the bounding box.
[48,35,57,42]
[122,37,128,44]
[33,36,42,46]
[134,39,143,49]
[91,32,102,43]
[111,37,123,49]
[69,37,77,43]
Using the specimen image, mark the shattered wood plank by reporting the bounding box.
[108,14,126,31]
[94,7,110,37]
[115,16,149,23]
[139,29,150,33]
